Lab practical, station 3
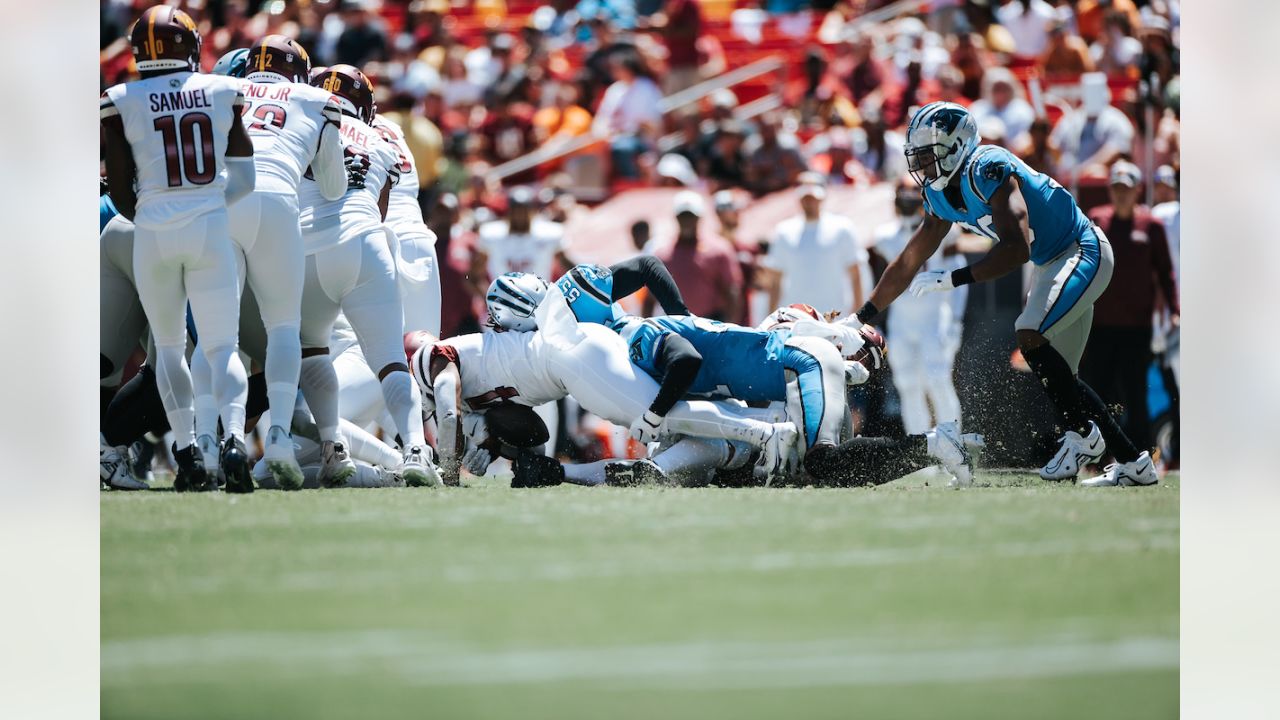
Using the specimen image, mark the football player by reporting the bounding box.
[101,6,255,492]
[296,64,438,487]
[858,101,1156,487]
[191,37,348,490]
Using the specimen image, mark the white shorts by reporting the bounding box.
[1016,228,1114,372]
[100,216,146,383]
[132,209,240,350]
[300,228,406,373]
[230,192,305,331]
[389,225,442,337]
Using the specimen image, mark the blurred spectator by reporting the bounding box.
[1075,0,1142,45]
[382,34,442,100]
[630,219,653,254]
[441,49,484,109]
[335,0,389,67]
[429,194,484,339]
[592,51,663,178]
[743,113,807,197]
[714,190,758,326]
[1091,10,1143,76]
[477,98,537,172]
[994,0,1057,59]
[406,0,451,49]
[648,0,704,95]
[466,29,513,89]
[807,127,857,185]
[648,192,743,321]
[935,64,972,106]
[969,67,1035,150]
[1151,165,1180,290]
[702,119,749,190]
[850,108,907,182]
[1081,161,1178,455]
[950,32,991,102]
[534,84,595,149]
[380,93,444,192]
[758,177,868,318]
[978,116,1008,148]
[1019,116,1059,175]
[656,152,699,188]
[1050,73,1134,178]
[1138,16,1178,89]
[583,16,637,102]
[472,186,570,287]
[1150,162,1180,463]
[845,31,887,107]
[1040,17,1095,75]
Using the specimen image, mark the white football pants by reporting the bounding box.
[888,291,965,434]
[100,216,146,386]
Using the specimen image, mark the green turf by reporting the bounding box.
[101,470,1179,719]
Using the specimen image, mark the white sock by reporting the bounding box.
[189,343,219,439]
[203,343,248,440]
[666,401,772,445]
[339,419,402,468]
[153,344,197,450]
[299,355,340,442]
[563,459,611,486]
[653,438,734,477]
[264,325,302,432]
[380,370,425,448]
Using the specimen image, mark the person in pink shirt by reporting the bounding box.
[646,191,743,322]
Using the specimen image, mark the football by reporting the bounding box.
[849,325,888,371]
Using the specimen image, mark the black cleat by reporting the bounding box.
[511,449,564,488]
[221,436,254,494]
[173,443,211,492]
[604,458,668,486]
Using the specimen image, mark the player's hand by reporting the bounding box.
[461,441,493,476]
[344,148,371,188]
[844,360,871,387]
[909,270,954,296]
[629,411,664,444]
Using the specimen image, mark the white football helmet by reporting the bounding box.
[904,101,980,191]
[485,272,549,332]
[756,303,823,332]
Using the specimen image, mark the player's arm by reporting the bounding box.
[311,99,348,201]
[100,108,138,221]
[608,255,690,317]
[432,361,465,485]
[630,331,703,442]
[863,212,951,318]
[378,181,392,220]
[964,175,1032,282]
[224,93,256,206]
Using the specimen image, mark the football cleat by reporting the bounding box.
[758,422,800,486]
[173,443,211,493]
[400,445,441,487]
[927,421,973,487]
[101,444,149,491]
[604,458,668,487]
[1080,451,1159,487]
[318,440,358,488]
[1039,421,1105,481]
[511,450,565,488]
[264,425,304,491]
[220,437,254,494]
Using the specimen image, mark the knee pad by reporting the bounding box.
[511,449,564,488]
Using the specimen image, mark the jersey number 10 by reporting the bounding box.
[153,112,215,187]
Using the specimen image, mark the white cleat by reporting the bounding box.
[1039,421,1105,481]
[1080,451,1158,487]
[318,440,358,488]
[758,422,799,486]
[400,445,442,487]
[961,433,986,471]
[264,425,305,491]
[196,433,221,478]
[927,421,973,487]
[101,444,149,490]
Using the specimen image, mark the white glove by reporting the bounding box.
[908,270,954,296]
[844,360,871,387]
[629,410,664,444]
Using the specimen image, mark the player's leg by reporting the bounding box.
[393,226,443,336]
[184,211,253,492]
[777,336,871,484]
[341,230,437,486]
[300,241,358,487]
[242,193,308,488]
[923,315,963,429]
[533,402,559,458]
[887,323,931,434]
[332,341,388,431]
[99,217,147,386]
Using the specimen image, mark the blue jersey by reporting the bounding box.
[922,145,1092,266]
[625,316,788,402]
[100,194,119,232]
[555,263,626,327]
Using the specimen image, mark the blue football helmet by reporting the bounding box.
[212,48,250,78]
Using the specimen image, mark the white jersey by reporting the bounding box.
[477,218,566,281]
[101,71,243,229]
[411,331,564,412]
[238,79,342,195]
[298,114,401,254]
[370,116,427,235]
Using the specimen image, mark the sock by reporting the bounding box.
[652,438,734,478]
[1022,343,1088,433]
[103,364,171,447]
[153,344,197,450]
[298,355,340,442]
[563,459,611,486]
[264,325,302,432]
[202,343,248,440]
[189,343,219,440]
[340,419,402,468]
[1076,379,1141,463]
[380,370,426,448]
[666,400,773,445]
[804,436,930,487]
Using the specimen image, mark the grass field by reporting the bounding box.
[101,470,1179,720]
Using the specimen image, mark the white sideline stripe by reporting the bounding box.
[102,632,1177,688]
[146,533,1178,594]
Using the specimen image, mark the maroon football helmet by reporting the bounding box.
[245,35,312,84]
[311,64,375,122]
[129,5,202,74]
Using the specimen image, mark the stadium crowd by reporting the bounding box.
[100,0,1180,475]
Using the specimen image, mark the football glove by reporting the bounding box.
[908,270,955,296]
[629,410,665,444]
[344,148,371,189]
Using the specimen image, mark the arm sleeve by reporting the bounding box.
[608,255,690,316]
[311,119,348,201]
[648,331,703,416]
[224,156,256,206]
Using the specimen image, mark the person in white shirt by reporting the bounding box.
[968,67,1037,151]
[873,183,968,434]
[1050,73,1135,178]
[1150,165,1180,385]
[592,52,663,178]
[472,186,572,285]
[758,178,869,319]
[995,0,1057,58]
